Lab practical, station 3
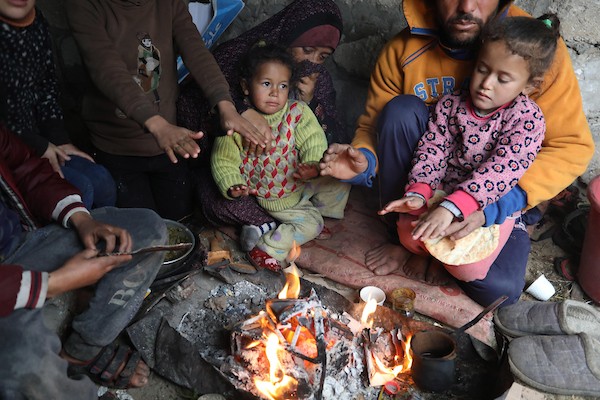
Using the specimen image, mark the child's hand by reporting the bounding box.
[228,185,257,198]
[411,206,454,241]
[378,196,425,215]
[293,163,319,180]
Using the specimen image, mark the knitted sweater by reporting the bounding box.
[211,101,327,212]
[352,0,593,208]
[406,91,544,218]
[66,0,232,156]
[0,9,70,156]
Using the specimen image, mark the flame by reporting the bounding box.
[254,332,298,400]
[368,334,413,386]
[286,241,301,263]
[279,262,301,300]
[360,298,378,328]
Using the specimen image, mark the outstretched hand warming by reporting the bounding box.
[378,196,425,215]
[319,143,368,180]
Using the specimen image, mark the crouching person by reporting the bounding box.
[0,123,166,399]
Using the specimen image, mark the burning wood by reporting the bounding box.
[216,243,415,399]
[362,327,412,387]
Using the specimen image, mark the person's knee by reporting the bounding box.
[92,165,117,207]
[379,95,428,129]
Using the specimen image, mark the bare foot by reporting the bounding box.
[365,243,411,275]
[61,348,150,388]
[422,258,452,286]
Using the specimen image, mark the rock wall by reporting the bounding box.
[37,0,600,181]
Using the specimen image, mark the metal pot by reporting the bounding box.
[409,295,508,392]
[410,330,457,392]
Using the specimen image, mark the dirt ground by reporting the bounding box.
[114,186,596,400]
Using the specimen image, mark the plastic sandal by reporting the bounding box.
[247,247,281,272]
[553,256,577,281]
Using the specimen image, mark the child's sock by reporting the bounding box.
[240,222,276,251]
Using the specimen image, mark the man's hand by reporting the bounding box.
[42,143,70,177]
[69,211,132,253]
[46,249,132,298]
[411,206,454,241]
[293,163,319,180]
[296,72,319,104]
[319,144,368,180]
[218,101,271,152]
[228,184,257,198]
[444,210,486,240]
[144,115,203,163]
[240,108,273,156]
[379,196,425,215]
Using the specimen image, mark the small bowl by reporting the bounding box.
[159,219,196,278]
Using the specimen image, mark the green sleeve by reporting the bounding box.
[294,103,328,164]
[210,134,246,199]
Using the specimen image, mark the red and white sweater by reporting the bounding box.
[0,124,86,317]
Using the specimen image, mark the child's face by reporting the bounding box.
[243,61,291,115]
[0,0,35,23]
[470,40,536,115]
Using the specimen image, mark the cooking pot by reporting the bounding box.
[409,295,508,392]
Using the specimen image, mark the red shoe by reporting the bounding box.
[247,247,282,272]
[316,225,332,240]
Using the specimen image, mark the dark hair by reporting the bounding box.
[481,13,561,78]
[239,41,296,83]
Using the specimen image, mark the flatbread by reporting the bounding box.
[423,190,499,265]
[424,224,500,265]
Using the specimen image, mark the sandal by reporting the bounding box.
[247,247,281,272]
[553,256,577,281]
[66,342,147,389]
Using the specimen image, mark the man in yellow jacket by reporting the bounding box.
[320,0,594,306]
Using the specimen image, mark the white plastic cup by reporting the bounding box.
[360,286,386,306]
[525,274,556,301]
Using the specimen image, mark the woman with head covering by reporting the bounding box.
[178,0,344,144]
[177,0,344,266]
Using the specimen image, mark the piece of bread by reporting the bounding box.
[423,190,499,265]
[424,224,499,265]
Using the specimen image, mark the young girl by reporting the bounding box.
[211,43,350,270]
[379,14,561,282]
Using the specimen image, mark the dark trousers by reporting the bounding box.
[376,95,528,307]
[0,207,165,400]
[62,155,117,209]
[95,150,193,221]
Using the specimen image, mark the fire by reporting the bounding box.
[366,331,413,387]
[360,298,378,328]
[279,263,300,300]
[279,242,301,300]
[374,334,413,374]
[286,240,301,264]
[254,332,298,400]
